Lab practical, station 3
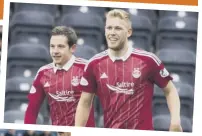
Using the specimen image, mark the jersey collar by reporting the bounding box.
[53,55,76,73]
[108,44,133,62]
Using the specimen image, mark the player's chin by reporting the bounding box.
[53,60,62,65]
[108,45,122,51]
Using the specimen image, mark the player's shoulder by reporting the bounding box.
[75,57,88,65]
[88,50,108,63]
[33,63,53,80]
[132,48,162,66]
[84,50,108,71]
[74,57,88,70]
[37,63,54,73]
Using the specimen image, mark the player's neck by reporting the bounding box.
[109,42,129,58]
[56,64,65,68]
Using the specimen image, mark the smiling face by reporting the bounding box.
[50,26,77,67]
[105,9,132,51]
[50,35,75,67]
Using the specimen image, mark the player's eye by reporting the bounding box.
[115,27,122,30]
[58,44,65,48]
[106,26,112,30]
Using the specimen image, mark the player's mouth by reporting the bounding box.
[109,37,118,41]
[109,38,119,44]
[53,56,61,59]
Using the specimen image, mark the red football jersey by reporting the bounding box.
[24,55,95,127]
[80,46,172,130]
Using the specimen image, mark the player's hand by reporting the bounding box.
[169,122,183,132]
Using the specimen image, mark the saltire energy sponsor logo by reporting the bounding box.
[48,90,76,102]
[107,82,135,95]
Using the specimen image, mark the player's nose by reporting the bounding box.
[109,29,116,35]
[52,47,60,53]
[52,50,60,56]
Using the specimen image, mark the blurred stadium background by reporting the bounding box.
[4,2,198,132]
[0,129,63,136]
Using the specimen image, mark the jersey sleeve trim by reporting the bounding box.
[132,49,161,66]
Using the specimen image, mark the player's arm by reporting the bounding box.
[149,52,182,132]
[24,70,45,124]
[75,92,95,126]
[75,59,97,127]
[163,81,182,132]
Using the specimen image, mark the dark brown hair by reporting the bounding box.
[51,26,78,48]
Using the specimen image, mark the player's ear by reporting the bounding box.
[127,28,132,38]
[70,44,77,53]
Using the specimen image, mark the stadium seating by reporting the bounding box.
[74,44,98,60]
[4,110,44,124]
[130,14,153,51]
[9,11,55,44]
[5,76,33,93]
[7,43,51,78]
[170,72,195,86]
[159,10,198,19]
[129,37,151,51]
[156,39,196,54]
[5,99,28,113]
[153,83,194,118]
[156,16,198,52]
[156,48,196,70]
[5,76,32,111]
[7,66,39,79]
[14,3,58,15]
[153,114,192,132]
[156,49,196,86]
[5,76,49,120]
[152,85,168,115]
[61,5,107,17]
[76,36,104,51]
[59,12,104,52]
[10,32,50,47]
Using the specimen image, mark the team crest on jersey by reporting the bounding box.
[71,76,80,86]
[132,68,141,78]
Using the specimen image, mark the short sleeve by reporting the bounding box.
[29,70,45,96]
[79,61,97,94]
[149,54,173,88]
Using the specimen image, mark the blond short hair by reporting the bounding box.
[106,9,132,29]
